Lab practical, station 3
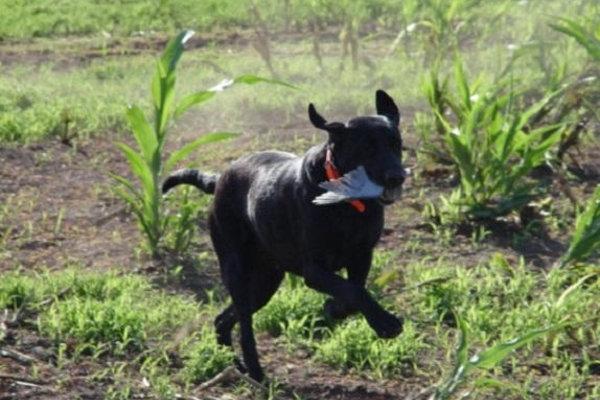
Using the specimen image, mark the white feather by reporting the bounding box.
[313,166,384,205]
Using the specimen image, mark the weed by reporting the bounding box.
[0,269,200,359]
[163,186,211,253]
[316,318,424,378]
[181,325,235,383]
[254,277,326,340]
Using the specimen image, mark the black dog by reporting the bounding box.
[163,90,406,382]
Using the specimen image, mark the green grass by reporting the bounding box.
[1,1,594,146]
[1,269,200,356]
[181,325,235,383]
[1,250,598,398]
[0,0,250,39]
[0,59,151,142]
[315,318,424,378]
[254,276,326,339]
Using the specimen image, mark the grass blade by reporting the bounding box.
[555,273,597,308]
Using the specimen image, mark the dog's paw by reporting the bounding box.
[367,309,403,339]
[323,298,354,320]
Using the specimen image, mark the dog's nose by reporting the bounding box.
[384,169,405,188]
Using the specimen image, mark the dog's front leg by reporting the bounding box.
[323,250,372,320]
[303,264,403,338]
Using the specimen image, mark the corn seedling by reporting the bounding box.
[550,17,600,62]
[163,187,210,253]
[433,314,568,400]
[424,57,565,221]
[113,30,294,256]
[559,185,600,267]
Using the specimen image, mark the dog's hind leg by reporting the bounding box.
[213,248,283,382]
[226,260,283,382]
[215,305,236,346]
[215,262,284,347]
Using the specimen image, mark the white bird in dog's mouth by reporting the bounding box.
[313,166,405,205]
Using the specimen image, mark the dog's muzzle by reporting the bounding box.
[379,168,409,205]
[379,187,403,205]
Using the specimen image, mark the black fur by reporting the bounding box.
[163,90,406,381]
[162,168,219,194]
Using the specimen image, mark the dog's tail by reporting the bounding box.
[162,169,219,195]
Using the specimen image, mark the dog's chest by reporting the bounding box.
[311,205,384,251]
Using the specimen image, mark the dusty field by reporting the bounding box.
[1,19,599,400]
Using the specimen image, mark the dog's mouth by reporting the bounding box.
[379,186,403,205]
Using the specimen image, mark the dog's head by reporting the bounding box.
[308,90,406,205]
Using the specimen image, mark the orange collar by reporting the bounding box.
[325,148,366,213]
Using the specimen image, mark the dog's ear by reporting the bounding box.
[308,104,346,139]
[375,90,400,127]
[308,103,327,129]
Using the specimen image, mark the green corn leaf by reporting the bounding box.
[525,125,564,166]
[173,75,296,120]
[433,109,453,134]
[165,132,238,172]
[152,30,193,139]
[518,89,563,130]
[550,17,600,61]
[174,91,216,119]
[562,186,600,266]
[110,173,143,202]
[453,57,471,110]
[152,30,193,111]
[462,99,486,146]
[159,30,195,75]
[233,74,299,89]
[156,73,177,139]
[113,186,140,212]
[466,324,566,371]
[498,117,522,162]
[116,143,154,196]
[126,105,157,161]
[151,61,165,111]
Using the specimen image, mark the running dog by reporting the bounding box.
[162,90,407,381]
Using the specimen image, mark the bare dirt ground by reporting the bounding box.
[1,36,600,399]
